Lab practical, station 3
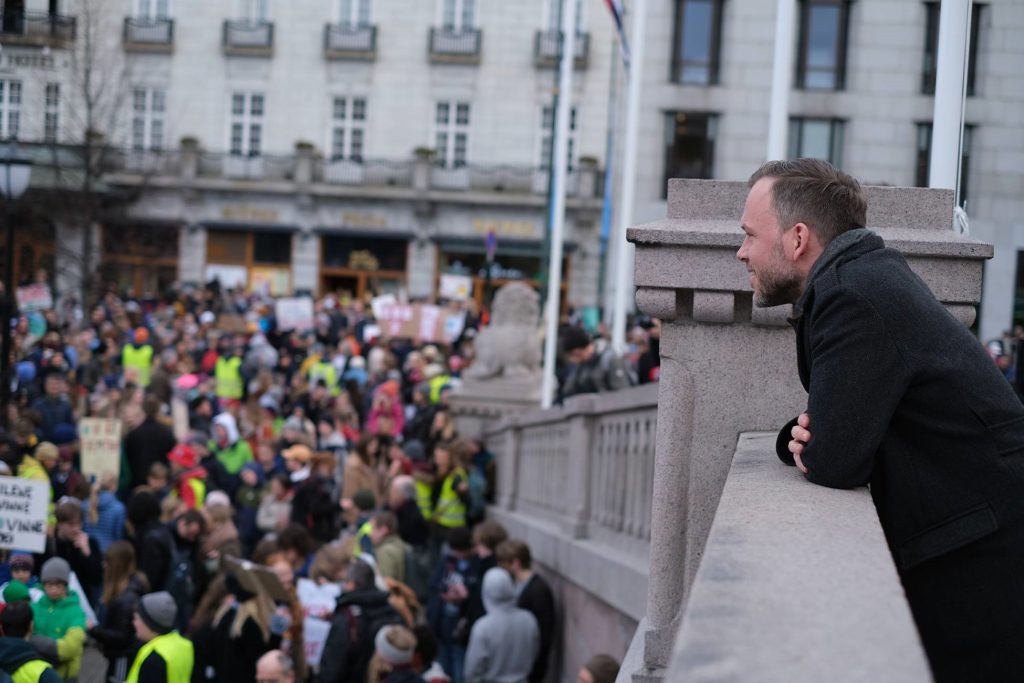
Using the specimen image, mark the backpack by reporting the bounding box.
[159,526,196,630]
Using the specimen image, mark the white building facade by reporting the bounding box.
[611,0,1024,342]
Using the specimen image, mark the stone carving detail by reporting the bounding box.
[465,282,541,379]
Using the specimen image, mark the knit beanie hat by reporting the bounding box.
[374,625,415,665]
[9,554,33,572]
[2,581,30,603]
[40,558,71,585]
[138,591,178,634]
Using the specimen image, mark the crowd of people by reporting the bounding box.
[0,279,634,683]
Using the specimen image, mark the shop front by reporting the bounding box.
[204,226,294,295]
[435,237,570,311]
[319,232,411,300]
[100,223,178,297]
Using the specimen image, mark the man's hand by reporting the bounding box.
[788,412,812,475]
[73,530,91,557]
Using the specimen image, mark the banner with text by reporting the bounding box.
[0,477,50,553]
[375,303,466,343]
[275,297,315,332]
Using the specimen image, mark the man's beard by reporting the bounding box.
[753,245,802,308]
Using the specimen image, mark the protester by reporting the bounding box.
[90,541,148,683]
[559,327,634,399]
[167,444,207,510]
[425,528,480,683]
[84,471,127,552]
[370,511,409,583]
[368,625,423,683]
[138,510,207,631]
[0,602,63,683]
[31,558,87,682]
[463,568,539,683]
[496,540,556,683]
[48,501,103,605]
[128,591,194,682]
[124,395,176,490]
[207,573,283,683]
[256,650,296,683]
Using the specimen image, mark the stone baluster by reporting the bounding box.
[562,395,597,539]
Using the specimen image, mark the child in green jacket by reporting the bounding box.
[31,558,86,682]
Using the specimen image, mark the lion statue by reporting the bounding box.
[465,282,542,379]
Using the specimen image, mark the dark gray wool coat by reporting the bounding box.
[775,229,1024,682]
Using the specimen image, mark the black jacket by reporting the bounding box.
[207,606,281,683]
[138,522,203,630]
[317,589,403,683]
[393,499,429,547]
[90,574,147,661]
[124,418,176,489]
[518,573,556,683]
[775,229,1024,681]
[45,534,103,602]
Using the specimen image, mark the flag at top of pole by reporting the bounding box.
[604,0,631,68]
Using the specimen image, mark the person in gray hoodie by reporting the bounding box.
[464,568,539,683]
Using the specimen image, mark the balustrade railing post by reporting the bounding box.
[561,395,596,539]
[496,417,522,512]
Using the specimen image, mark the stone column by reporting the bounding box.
[291,230,320,295]
[180,137,199,181]
[627,180,992,680]
[179,225,206,286]
[294,142,315,188]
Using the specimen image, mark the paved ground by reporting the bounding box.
[80,646,107,683]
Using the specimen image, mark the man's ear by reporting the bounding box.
[790,223,814,261]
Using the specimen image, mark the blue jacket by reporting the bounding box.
[83,491,126,553]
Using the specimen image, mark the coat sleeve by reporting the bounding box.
[799,286,910,489]
[55,626,85,664]
[316,613,352,683]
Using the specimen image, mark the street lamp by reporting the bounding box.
[0,142,32,430]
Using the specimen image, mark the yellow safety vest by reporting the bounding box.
[126,631,193,683]
[353,519,374,557]
[428,374,451,404]
[310,361,339,396]
[434,467,468,528]
[122,344,154,388]
[215,356,243,400]
[415,479,433,520]
[12,659,54,683]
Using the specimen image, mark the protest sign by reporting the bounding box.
[296,578,339,620]
[275,297,315,332]
[370,294,397,320]
[16,284,53,313]
[224,556,292,603]
[303,617,332,671]
[79,418,122,480]
[0,477,50,553]
[375,303,466,343]
[439,274,473,301]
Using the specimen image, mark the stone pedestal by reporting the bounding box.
[449,375,541,441]
[625,179,992,681]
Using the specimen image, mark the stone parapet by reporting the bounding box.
[668,433,931,682]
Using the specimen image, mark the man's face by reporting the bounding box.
[256,656,293,683]
[737,178,803,307]
[568,344,593,365]
[44,377,62,397]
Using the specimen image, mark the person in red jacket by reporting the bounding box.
[168,444,207,510]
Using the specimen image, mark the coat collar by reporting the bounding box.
[790,228,883,323]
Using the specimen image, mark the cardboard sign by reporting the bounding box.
[376,303,467,343]
[0,477,50,553]
[439,274,473,301]
[16,284,53,313]
[275,297,315,332]
[303,616,333,671]
[79,418,123,480]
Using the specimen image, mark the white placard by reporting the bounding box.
[303,616,333,671]
[296,578,340,620]
[275,297,315,332]
[205,264,248,290]
[79,418,123,480]
[0,477,50,553]
[439,274,473,302]
[370,294,397,320]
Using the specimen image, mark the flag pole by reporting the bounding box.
[540,0,579,409]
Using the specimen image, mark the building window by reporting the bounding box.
[915,122,973,207]
[539,105,577,170]
[671,0,724,85]
[663,111,717,197]
[788,117,844,167]
[229,93,264,157]
[136,0,170,19]
[796,0,852,90]
[441,0,474,30]
[0,80,21,140]
[131,88,165,151]
[44,83,59,143]
[922,2,984,96]
[330,96,366,162]
[240,0,269,21]
[435,101,470,168]
[545,0,583,32]
[339,0,370,26]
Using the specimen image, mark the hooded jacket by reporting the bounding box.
[0,637,62,683]
[31,589,87,680]
[464,569,539,683]
[317,588,403,683]
[211,413,253,475]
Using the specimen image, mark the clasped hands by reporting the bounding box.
[788,412,812,475]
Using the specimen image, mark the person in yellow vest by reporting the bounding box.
[127,592,193,683]
[423,364,451,404]
[122,328,154,388]
[428,441,469,557]
[214,350,244,403]
[308,349,340,396]
[167,444,207,510]
[0,602,63,683]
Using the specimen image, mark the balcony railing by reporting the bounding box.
[534,30,590,69]
[222,20,274,56]
[123,17,174,52]
[323,23,376,60]
[429,27,482,64]
[0,11,76,46]
[322,159,414,188]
